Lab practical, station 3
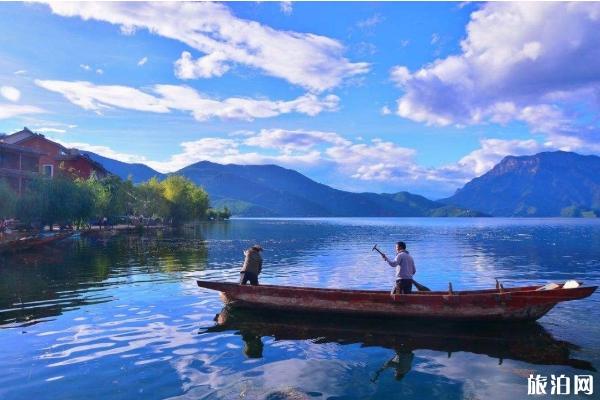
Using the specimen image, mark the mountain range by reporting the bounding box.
[84,153,481,217]
[85,150,600,218]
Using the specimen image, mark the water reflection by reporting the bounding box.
[0,219,598,400]
[208,307,596,372]
[0,231,207,327]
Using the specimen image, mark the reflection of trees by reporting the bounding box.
[0,231,208,326]
[208,308,596,372]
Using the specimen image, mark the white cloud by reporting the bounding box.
[14,70,27,75]
[174,51,230,79]
[0,86,21,102]
[35,80,170,113]
[430,33,439,45]
[243,128,350,152]
[153,85,339,121]
[35,79,339,120]
[0,104,45,119]
[326,139,418,182]
[80,64,103,75]
[390,2,600,144]
[390,66,411,86]
[42,1,369,91]
[357,14,384,29]
[380,106,392,115]
[137,56,148,66]
[36,127,67,134]
[280,1,293,16]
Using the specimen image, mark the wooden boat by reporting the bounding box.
[0,231,74,254]
[196,280,597,322]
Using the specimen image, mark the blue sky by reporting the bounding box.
[1,2,599,198]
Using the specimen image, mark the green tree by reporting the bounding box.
[0,179,17,218]
[219,206,231,220]
[160,175,209,225]
[72,179,95,228]
[134,177,169,220]
[17,176,92,228]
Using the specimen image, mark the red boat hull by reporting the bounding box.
[197,280,597,322]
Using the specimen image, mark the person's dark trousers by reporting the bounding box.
[240,271,259,285]
[394,279,413,294]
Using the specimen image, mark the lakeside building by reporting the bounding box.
[0,142,44,195]
[0,128,108,180]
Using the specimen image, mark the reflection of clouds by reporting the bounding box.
[413,351,530,400]
[165,358,374,400]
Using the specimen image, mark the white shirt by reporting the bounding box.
[386,250,416,280]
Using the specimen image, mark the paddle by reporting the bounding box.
[372,244,431,292]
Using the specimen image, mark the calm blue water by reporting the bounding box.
[1,218,599,400]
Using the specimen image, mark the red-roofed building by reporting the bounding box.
[1,128,108,180]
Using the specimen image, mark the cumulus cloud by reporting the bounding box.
[0,86,21,102]
[390,2,600,143]
[326,139,418,182]
[0,104,45,119]
[41,1,368,91]
[137,56,148,66]
[35,80,339,120]
[174,51,230,79]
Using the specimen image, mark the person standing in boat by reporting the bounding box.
[240,244,263,285]
[382,241,416,294]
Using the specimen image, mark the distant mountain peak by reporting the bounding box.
[443,151,600,217]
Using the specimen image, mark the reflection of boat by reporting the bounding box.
[207,307,596,371]
[197,280,597,322]
[0,231,74,254]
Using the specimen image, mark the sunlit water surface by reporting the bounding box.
[1,218,599,400]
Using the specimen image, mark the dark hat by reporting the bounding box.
[251,244,263,251]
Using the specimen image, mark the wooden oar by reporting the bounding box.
[372,244,431,292]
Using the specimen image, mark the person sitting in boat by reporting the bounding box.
[382,241,416,294]
[240,244,263,285]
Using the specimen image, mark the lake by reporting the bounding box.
[1,218,599,400]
